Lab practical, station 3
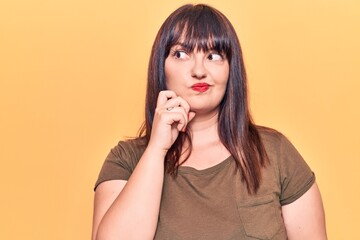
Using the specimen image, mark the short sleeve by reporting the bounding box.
[94,139,145,190]
[278,134,315,205]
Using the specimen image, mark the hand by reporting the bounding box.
[148,90,196,154]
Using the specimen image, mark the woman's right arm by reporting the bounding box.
[92,147,167,240]
[92,91,194,240]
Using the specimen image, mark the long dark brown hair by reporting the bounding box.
[138,4,269,194]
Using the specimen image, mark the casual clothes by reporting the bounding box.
[95,128,315,239]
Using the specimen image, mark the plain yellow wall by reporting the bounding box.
[1,0,359,239]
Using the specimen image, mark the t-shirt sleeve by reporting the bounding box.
[278,134,315,206]
[94,140,141,190]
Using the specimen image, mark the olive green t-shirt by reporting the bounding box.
[95,129,315,239]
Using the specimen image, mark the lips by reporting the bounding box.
[191,83,210,92]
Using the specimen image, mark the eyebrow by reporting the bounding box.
[171,43,218,52]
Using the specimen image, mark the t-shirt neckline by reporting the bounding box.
[177,155,233,175]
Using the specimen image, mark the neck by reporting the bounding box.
[187,110,221,148]
[188,110,219,132]
[181,109,230,166]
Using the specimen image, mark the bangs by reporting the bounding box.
[165,6,232,57]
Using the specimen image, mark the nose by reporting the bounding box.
[191,56,207,80]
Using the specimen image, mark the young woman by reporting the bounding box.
[92,4,327,240]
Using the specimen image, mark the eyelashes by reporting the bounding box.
[170,48,225,61]
[207,52,223,61]
[172,50,188,59]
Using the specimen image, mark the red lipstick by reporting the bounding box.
[191,83,210,92]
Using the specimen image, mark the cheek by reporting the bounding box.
[164,60,173,88]
[164,60,175,82]
[222,66,230,87]
[215,69,229,98]
[164,60,184,89]
[165,70,175,90]
[213,67,229,87]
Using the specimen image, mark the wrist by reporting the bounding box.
[144,145,168,160]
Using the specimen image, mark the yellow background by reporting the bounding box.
[1,0,359,239]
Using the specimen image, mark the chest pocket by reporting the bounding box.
[237,194,287,239]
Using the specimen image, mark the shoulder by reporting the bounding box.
[256,126,305,165]
[108,137,148,162]
[256,126,315,205]
[256,126,303,155]
[94,137,148,189]
[255,125,311,177]
[104,137,148,171]
[256,126,286,152]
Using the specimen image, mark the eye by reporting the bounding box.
[173,50,188,59]
[208,52,223,61]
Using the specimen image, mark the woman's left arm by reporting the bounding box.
[282,182,327,240]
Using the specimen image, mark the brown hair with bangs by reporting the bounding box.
[138,4,269,194]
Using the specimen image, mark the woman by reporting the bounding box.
[92,4,327,240]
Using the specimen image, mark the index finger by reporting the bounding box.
[156,90,177,107]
